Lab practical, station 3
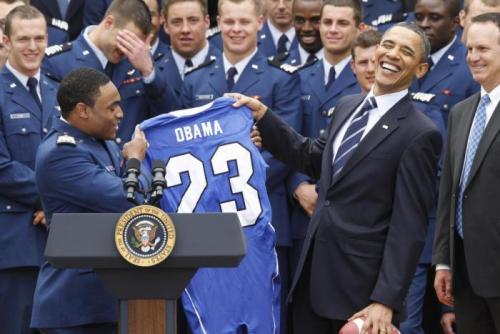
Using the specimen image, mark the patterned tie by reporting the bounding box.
[226,67,237,91]
[455,94,490,238]
[27,77,42,110]
[57,0,70,18]
[277,34,288,54]
[332,97,377,179]
[326,66,336,90]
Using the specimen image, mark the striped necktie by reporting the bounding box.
[331,97,377,179]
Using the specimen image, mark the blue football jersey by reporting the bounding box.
[141,97,280,334]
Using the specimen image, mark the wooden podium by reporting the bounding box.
[45,212,246,334]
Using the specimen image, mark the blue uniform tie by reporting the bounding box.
[326,66,336,90]
[277,34,288,54]
[226,67,237,91]
[332,97,377,179]
[456,94,490,238]
[27,77,42,111]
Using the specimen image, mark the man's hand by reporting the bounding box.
[434,269,454,306]
[116,29,154,76]
[226,93,268,121]
[123,126,148,160]
[349,303,393,334]
[294,182,317,217]
[32,210,47,227]
[440,312,456,334]
[251,125,262,149]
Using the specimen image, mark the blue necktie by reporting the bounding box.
[456,94,490,238]
[332,97,377,179]
[27,77,42,111]
[277,34,288,54]
[57,0,70,18]
[104,62,114,78]
[326,66,336,90]
[226,67,237,91]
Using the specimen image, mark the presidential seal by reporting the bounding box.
[115,205,176,267]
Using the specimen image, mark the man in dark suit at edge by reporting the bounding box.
[230,21,442,334]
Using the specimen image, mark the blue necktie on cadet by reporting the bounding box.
[332,97,377,179]
[226,67,237,91]
[456,94,491,238]
[326,66,336,90]
[277,34,288,54]
[27,77,42,111]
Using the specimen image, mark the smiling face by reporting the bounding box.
[373,26,428,95]
[293,0,322,54]
[466,21,500,92]
[4,16,47,77]
[320,5,359,62]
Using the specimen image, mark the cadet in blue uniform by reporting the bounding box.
[154,0,221,113]
[402,1,479,333]
[31,68,151,334]
[181,0,301,331]
[43,0,171,146]
[0,7,59,334]
[31,0,84,45]
[257,0,299,57]
[287,0,361,282]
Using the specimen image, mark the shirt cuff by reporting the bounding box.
[142,68,156,84]
[436,264,451,271]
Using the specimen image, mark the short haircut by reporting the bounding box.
[471,12,500,39]
[4,5,45,37]
[217,0,264,17]
[386,22,431,62]
[464,0,500,13]
[0,0,28,3]
[162,0,208,17]
[57,68,111,119]
[105,0,152,36]
[351,29,382,59]
[321,0,363,26]
[437,0,461,17]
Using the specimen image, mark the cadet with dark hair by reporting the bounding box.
[0,6,59,334]
[350,29,382,93]
[31,67,150,334]
[43,0,171,146]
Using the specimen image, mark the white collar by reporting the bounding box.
[83,25,109,69]
[323,55,351,83]
[171,42,210,76]
[482,84,500,107]
[430,36,456,69]
[150,38,159,55]
[5,62,41,89]
[370,88,409,115]
[297,44,323,65]
[223,48,258,76]
[267,19,295,49]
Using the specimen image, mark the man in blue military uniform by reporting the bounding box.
[154,0,221,113]
[281,0,324,66]
[181,0,301,331]
[287,0,361,281]
[31,0,85,45]
[402,1,479,333]
[0,6,59,334]
[43,0,172,146]
[258,0,298,56]
[31,67,151,334]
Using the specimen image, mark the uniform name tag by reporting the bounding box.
[195,94,214,101]
[10,113,30,119]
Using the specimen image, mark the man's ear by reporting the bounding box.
[459,9,466,28]
[75,102,90,120]
[414,61,429,80]
[103,15,115,30]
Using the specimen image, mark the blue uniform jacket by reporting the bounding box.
[363,0,404,25]
[31,117,151,328]
[257,21,299,57]
[0,68,59,269]
[152,41,221,114]
[181,51,302,246]
[43,33,171,146]
[287,61,360,236]
[410,37,479,263]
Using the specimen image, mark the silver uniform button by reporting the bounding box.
[136,90,141,95]
[21,127,26,133]
[43,128,48,134]
[6,205,11,210]
[116,137,122,144]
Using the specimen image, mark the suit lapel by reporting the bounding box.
[420,40,460,91]
[234,53,263,93]
[308,62,328,103]
[3,70,42,122]
[330,94,407,187]
[208,57,229,96]
[320,64,358,110]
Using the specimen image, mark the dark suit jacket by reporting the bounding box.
[433,92,500,297]
[258,93,442,319]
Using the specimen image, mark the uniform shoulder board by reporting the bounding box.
[184,56,217,75]
[297,57,319,71]
[411,92,436,103]
[50,17,69,31]
[270,52,290,64]
[206,26,220,39]
[56,134,76,146]
[45,42,72,57]
[267,57,298,74]
[44,71,61,83]
[371,12,408,27]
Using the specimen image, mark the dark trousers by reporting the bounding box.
[0,267,40,334]
[454,234,500,334]
[39,323,116,334]
[291,252,345,334]
[277,246,290,334]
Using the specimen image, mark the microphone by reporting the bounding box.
[150,160,166,204]
[124,158,141,205]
